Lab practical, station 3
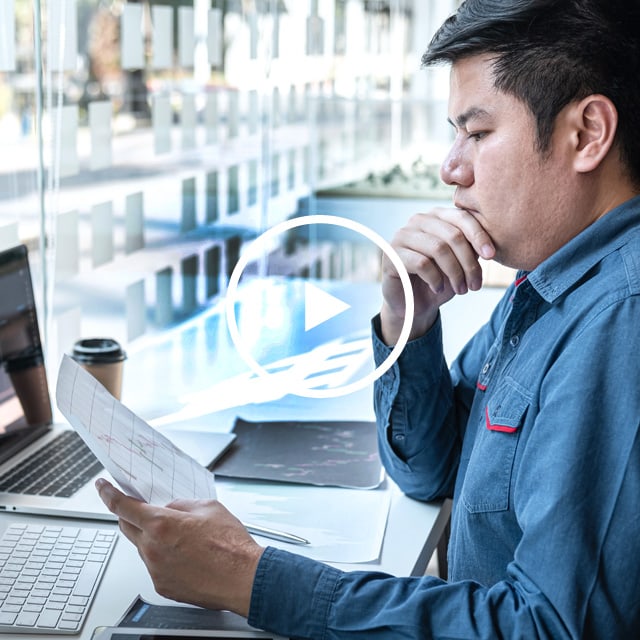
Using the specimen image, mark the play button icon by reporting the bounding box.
[225,214,414,398]
[304,282,351,331]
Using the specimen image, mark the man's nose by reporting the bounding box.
[440,144,473,187]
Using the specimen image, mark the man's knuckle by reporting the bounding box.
[415,254,432,272]
[408,212,426,226]
[447,227,466,245]
[429,237,448,257]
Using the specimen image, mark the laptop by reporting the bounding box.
[0,244,234,521]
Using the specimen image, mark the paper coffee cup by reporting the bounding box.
[71,338,127,399]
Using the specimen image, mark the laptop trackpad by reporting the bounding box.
[160,430,236,468]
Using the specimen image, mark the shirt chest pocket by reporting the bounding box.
[461,381,530,514]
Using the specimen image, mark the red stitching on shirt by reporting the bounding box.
[477,381,487,391]
[485,406,518,433]
[514,274,528,287]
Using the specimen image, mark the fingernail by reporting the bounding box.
[480,244,494,259]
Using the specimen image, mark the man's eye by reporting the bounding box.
[468,131,487,141]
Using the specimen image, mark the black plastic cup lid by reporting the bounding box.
[71,338,126,364]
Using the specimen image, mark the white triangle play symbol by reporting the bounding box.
[304,282,351,331]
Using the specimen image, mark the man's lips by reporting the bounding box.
[456,202,480,216]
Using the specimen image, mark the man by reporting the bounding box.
[97,0,640,637]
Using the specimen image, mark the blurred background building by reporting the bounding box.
[0,0,466,380]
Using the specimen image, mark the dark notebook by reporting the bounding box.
[213,417,384,489]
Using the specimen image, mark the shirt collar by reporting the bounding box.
[521,195,640,303]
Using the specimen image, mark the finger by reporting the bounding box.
[117,517,143,545]
[403,212,489,293]
[439,207,495,260]
[389,242,450,295]
[95,478,157,528]
[396,223,473,294]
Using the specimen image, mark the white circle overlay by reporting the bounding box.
[225,214,414,398]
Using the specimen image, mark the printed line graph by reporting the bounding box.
[56,355,216,505]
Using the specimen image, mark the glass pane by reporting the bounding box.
[1,0,471,414]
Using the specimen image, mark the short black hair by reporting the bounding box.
[422,0,640,186]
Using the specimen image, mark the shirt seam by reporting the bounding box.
[247,545,274,628]
[581,422,640,638]
[315,567,341,640]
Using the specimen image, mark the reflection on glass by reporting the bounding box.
[0,246,51,434]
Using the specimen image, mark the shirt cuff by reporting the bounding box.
[371,313,445,386]
[248,546,342,639]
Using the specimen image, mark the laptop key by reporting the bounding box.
[1,431,103,498]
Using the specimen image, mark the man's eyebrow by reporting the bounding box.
[447,107,491,129]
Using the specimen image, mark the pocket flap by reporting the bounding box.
[485,383,530,434]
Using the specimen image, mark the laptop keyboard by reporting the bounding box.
[0,431,103,497]
[0,523,117,634]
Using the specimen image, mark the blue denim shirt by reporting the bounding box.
[248,195,640,639]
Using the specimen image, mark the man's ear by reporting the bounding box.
[571,95,618,173]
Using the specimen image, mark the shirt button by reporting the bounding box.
[482,362,491,374]
[510,335,520,347]
[394,434,405,441]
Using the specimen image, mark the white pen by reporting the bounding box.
[243,522,310,545]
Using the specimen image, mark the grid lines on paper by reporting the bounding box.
[60,356,216,505]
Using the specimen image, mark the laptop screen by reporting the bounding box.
[0,244,51,438]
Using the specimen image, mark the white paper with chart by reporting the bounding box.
[56,354,217,504]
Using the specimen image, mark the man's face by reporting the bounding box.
[440,55,585,271]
